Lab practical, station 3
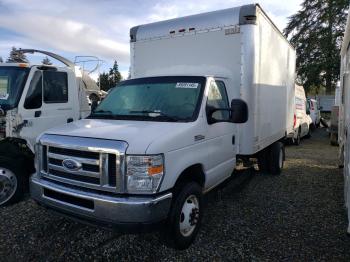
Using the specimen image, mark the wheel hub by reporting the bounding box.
[0,168,17,205]
[179,195,200,237]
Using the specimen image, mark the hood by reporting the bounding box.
[43,118,202,154]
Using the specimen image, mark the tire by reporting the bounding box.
[0,158,27,206]
[269,142,284,175]
[294,129,301,145]
[305,125,311,139]
[258,147,270,173]
[163,182,203,250]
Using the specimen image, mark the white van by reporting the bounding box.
[307,98,321,128]
[30,4,296,249]
[288,85,312,145]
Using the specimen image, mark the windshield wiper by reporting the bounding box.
[129,110,182,122]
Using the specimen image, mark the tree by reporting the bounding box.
[42,56,52,65]
[108,60,122,88]
[284,0,349,94]
[98,72,110,91]
[6,46,28,63]
[0,57,3,63]
[98,60,122,91]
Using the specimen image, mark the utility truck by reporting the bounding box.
[0,49,102,206]
[339,10,350,235]
[30,4,296,249]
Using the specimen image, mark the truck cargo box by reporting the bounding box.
[130,4,296,155]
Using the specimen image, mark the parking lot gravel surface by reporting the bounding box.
[0,128,349,261]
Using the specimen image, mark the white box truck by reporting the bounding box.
[339,9,350,235]
[30,4,296,249]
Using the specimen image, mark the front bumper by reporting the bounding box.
[30,173,172,226]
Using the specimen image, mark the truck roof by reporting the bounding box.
[130,4,284,42]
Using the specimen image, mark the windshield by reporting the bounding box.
[0,67,30,110]
[89,76,206,122]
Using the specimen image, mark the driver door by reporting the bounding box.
[204,79,237,188]
[18,67,77,149]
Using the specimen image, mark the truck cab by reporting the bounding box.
[0,50,95,206]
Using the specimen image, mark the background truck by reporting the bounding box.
[0,49,101,206]
[30,4,296,249]
[287,84,312,145]
[339,9,350,235]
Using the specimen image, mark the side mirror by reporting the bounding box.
[91,100,98,112]
[206,99,248,124]
[230,99,248,123]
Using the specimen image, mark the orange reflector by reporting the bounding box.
[18,63,28,68]
[148,165,163,176]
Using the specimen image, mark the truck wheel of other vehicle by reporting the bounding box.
[258,147,270,173]
[294,129,301,145]
[163,182,202,250]
[269,142,284,175]
[305,125,312,138]
[0,159,26,206]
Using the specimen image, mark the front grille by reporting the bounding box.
[43,145,119,192]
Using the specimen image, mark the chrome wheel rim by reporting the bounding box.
[179,195,200,237]
[0,168,17,205]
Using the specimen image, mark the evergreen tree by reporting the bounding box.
[108,60,122,88]
[6,47,28,63]
[284,0,349,94]
[0,57,3,63]
[98,72,110,92]
[42,56,52,65]
[98,61,123,91]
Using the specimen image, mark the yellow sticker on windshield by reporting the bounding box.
[176,83,199,89]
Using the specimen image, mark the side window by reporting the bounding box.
[207,81,230,121]
[24,71,42,109]
[43,71,68,103]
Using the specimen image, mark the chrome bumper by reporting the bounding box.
[30,173,172,225]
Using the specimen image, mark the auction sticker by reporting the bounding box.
[176,82,199,89]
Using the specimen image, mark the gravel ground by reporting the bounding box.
[0,128,349,261]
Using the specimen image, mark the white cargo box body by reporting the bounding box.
[130,4,296,155]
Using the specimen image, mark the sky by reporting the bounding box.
[0,0,303,79]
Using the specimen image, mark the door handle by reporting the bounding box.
[67,118,74,123]
[34,111,41,118]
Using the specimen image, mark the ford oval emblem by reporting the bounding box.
[62,159,82,171]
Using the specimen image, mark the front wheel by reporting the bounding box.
[163,182,203,250]
[0,159,26,206]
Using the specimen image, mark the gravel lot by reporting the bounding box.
[0,128,349,261]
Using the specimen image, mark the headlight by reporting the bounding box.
[126,154,164,193]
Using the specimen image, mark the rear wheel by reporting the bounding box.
[163,182,202,250]
[258,147,270,173]
[294,129,301,145]
[0,159,27,206]
[269,142,284,175]
[305,125,312,138]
